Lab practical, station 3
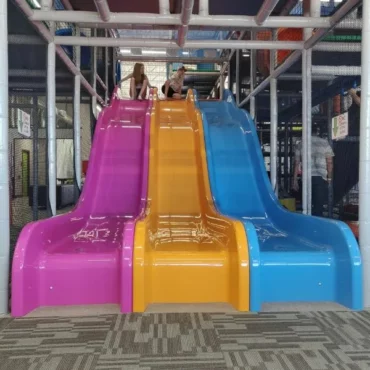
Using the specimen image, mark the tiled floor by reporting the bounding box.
[2,308,370,370]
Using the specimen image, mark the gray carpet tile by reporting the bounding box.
[0,312,370,369]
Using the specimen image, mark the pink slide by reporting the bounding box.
[11,90,152,317]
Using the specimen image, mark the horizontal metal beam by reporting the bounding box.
[117,55,226,63]
[279,73,334,81]
[183,71,222,76]
[54,36,304,50]
[30,10,332,29]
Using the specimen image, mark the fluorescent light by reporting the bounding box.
[243,54,250,57]
[142,50,167,55]
[120,49,131,54]
[182,51,190,55]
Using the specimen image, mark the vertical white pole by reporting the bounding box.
[302,1,309,215]
[92,29,97,117]
[0,0,9,314]
[270,30,278,195]
[360,0,370,308]
[227,61,231,90]
[302,48,308,215]
[302,0,320,215]
[250,30,256,120]
[74,25,81,193]
[236,50,240,104]
[47,16,56,215]
[220,64,225,99]
[112,48,116,85]
[105,30,108,104]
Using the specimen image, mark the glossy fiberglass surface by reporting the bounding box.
[133,90,249,312]
[199,90,362,311]
[11,92,151,316]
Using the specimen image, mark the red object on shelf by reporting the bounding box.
[82,160,89,176]
[346,221,359,240]
[277,28,303,65]
[257,28,303,77]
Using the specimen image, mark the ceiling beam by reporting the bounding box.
[30,10,332,29]
[117,55,226,63]
[54,36,304,50]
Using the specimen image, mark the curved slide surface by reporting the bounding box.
[198,90,363,311]
[12,91,151,316]
[133,90,249,312]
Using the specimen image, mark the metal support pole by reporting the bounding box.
[92,29,97,118]
[270,31,278,195]
[301,0,314,215]
[360,0,370,308]
[307,0,320,214]
[47,19,56,216]
[32,97,39,221]
[327,96,334,218]
[220,63,225,99]
[112,48,116,85]
[236,51,240,104]
[105,30,109,104]
[250,30,256,120]
[284,122,289,193]
[74,25,82,200]
[227,61,231,90]
[307,47,313,215]
[0,0,9,314]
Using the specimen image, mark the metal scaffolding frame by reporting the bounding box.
[1,0,367,314]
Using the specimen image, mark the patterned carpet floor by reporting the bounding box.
[1,311,370,370]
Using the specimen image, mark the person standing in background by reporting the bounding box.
[293,128,334,217]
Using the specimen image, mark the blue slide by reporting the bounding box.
[197,90,363,311]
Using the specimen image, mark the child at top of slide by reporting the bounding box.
[161,66,187,99]
[119,63,154,100]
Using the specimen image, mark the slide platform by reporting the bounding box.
[133,90,250,312]
[11,90,152,316]
[198,90,363,311]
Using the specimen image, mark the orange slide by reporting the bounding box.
[133,90,250,312]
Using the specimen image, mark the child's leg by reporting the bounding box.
[138,79,148,100]
[164,80,171,98]
[129,78,136,99]
[172,93,182,100]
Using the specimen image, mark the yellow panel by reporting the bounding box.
[133,90,250,312]
[280,198,296,212]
